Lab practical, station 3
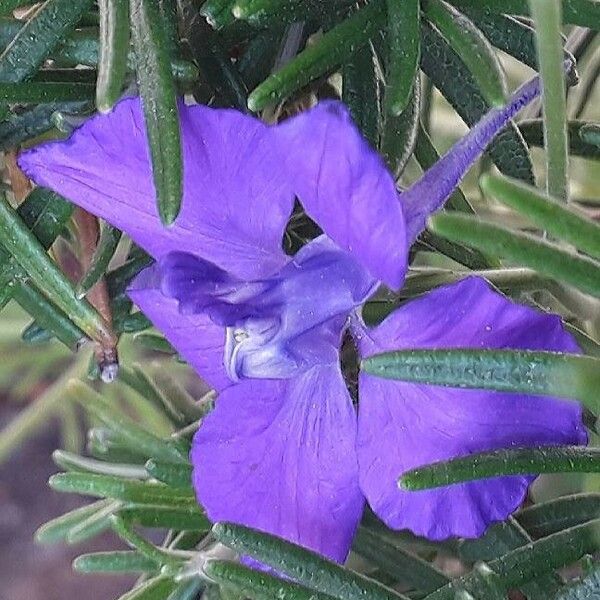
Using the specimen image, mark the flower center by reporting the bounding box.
[159,236,377,382]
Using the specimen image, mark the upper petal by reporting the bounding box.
[19,97,294,279]
[128,265,230,392]
[192,363,364,562]
[354,277,587,540]
[401,74,542,242]
[274,101,408,290]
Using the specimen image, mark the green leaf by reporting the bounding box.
[0,81,94,102]
[204,559,340,600]
[381,73,420,178]
[21,321,54,344]
[520,119,600,160]
[144,365,211,422]
[456,516,561,600]
[130,364,190,426]
[481,172,600,260]
[529,0,569,201]
[130,0,182,225]
[66,500,123,544]
[114,311,152,334]
[133,333,176,354]
[117,576,177,600]
[385,0,420,115]
[76,223,122,298]
[12,281,84,349]
[361,348,599,413]
[451,0,600,29]
[418,229,497,272]
[238,27,284,91]
[145,459,193,489]
[0,186,72,309]
[49,471,197,505]
[400,446,600,491]
[458,7,575,77]
[87,427,150,464]
[119,504,210,531]
[201,0,237,28]
[34,499,112,544]
[0,194,113,344]
[352,526,449,594]
[423,0,506,106]
[342,44,379,147]
[53,449,149,479]
[0,0,93,82]
[213,521,413,600]
[459,518,537,562]
[166,580,204,600]
[66,379,188,463]
[0,101,89,150]
[398,267,547,299]
[580,123,600,148]
[107,250,153,298]
[178,0,248,111]
[425,519,600,599]
[231,0,309,24]
[73,550,158,574]
[97,0,130,112]
[428,212,600,298]
[420,20,534,183]
[247,1,385,111]
[517,493,600,538]
[111,515,184,570]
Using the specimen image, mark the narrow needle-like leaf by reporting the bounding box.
[213,522,413,600]
[428,212,600,298]
[73,551,158,574]
[361,349,600,414]
[481,173,600,260]
[529,0,569,201]
[247,1,385,111]
[0,195,112,344]
[204,559,337,600]
[385,0,420,115]
[97,0,130,112]
[423,0,506,106]
[130,0,183,225]
[400,446,600,491]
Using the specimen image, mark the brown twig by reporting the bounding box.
[73,207,119,382]
[5,150,32,202]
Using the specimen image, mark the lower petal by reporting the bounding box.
[128,266,230,392]
[355,276,587,540]
[192,364,364,562]
[357,377,585,540]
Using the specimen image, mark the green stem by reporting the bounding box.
[529,0,569,201]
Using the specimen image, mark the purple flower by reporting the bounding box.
[19,74,586,562]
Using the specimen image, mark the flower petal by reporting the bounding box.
[275,101,408,290]
[128,265,230,392]
[19,97,294,279]
[355,277,587,540]
[401,75,541,242]
[192,363,364,562]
